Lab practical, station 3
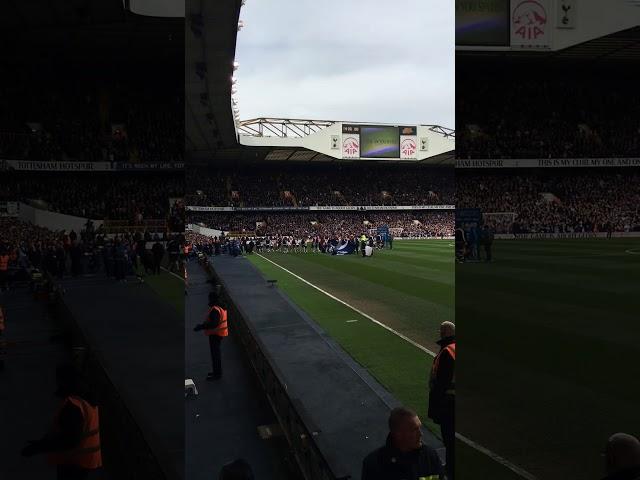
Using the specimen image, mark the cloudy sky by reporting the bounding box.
[235,0,454,129]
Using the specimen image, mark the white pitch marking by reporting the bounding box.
[255,253,538,480]
[455,433,538,480]
[256,254,437,357]
[346,319,359,323]
[160,266,186,282]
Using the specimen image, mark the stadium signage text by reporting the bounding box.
[455,158,640,168]
[1,159,185,171]
[115,162,184,170]
[308,205,454,211]
[456,159,505,168]
[515,232,597,239]
[4,160,112,171]
[496,232,640,240]
[186,205,455,212]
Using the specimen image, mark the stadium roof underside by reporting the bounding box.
[188,118,455,164]
[458,25,640,61]
[233,118,455,165]
[0,0,182,63]
[186,0,242,155]
[551,25,640,61]
[190,146,455,165]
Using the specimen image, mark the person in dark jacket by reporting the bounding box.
[428,321,455,480]
[482,224,494,262]
[602,433,640,480]
[152,240,165,275]
[362,407,443,480]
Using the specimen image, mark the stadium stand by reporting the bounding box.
[0,172,183,226]
[457,60,639,159]
[189,211,454,239]
[0,66,182,164]
[187,164,454,207]
[457,169,640,234]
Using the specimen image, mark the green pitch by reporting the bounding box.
[248,240,453,436]
[135,266,185,314]
[457,238,640,480]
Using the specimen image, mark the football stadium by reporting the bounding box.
[0,3,186,479]
[456,2,640,479]
[184,1,456,479]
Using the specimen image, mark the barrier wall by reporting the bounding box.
[186,224,223,237]
[52,292,167,480]
[19,202,103,233]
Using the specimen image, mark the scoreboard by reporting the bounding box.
[456,0,510,47]
[456,0,553,50]
[341,125,418,160]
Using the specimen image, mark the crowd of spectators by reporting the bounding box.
[0,217,184,284]
[0,173,184,224]
[185,232,215,246]
[188,211,454,239]
[457,63,640,159]
[186,165,454,207]
[457,169,640,233]
[0,68,182,164]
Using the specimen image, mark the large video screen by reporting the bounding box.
[360,126,400,158]
[456,0,510,47]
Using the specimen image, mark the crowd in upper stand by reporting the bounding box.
[457,169,640,233]
[457,65,639,160]
[0,68,182,164]
[186,165,454,207]
[0,173,184,225]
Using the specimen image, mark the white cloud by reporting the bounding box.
[235,0,454,128]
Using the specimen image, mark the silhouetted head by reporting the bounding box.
[389,407,422,452]
[440,321,455,340]
[605,433,640,475]
[219,459,254,480]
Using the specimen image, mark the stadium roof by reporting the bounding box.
[457,25,640,61]
[186,0,241,155]
[550,25,640,61]
[189,145,455,166]
[0,0,182,63]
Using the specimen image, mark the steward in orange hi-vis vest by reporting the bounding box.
[204,306,228,337]
[428,321,456,480]
[47,396,102,469]
[21,365,102,476]
[193,291,228,380]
